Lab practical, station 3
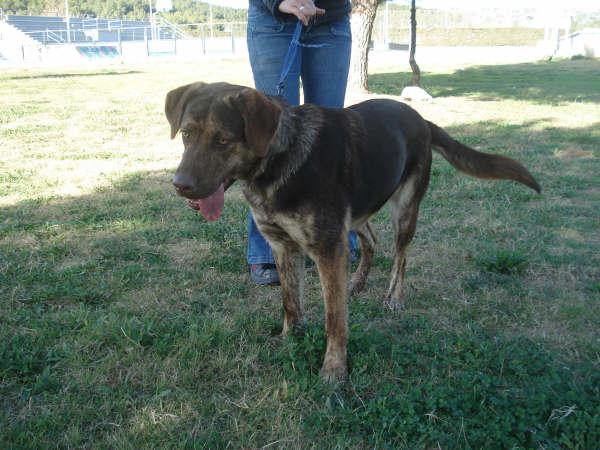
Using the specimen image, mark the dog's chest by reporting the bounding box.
[244,188,315,247]
[242,184,272,212]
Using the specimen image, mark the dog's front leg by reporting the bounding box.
[314,242,349,382]
[271,243,305,336]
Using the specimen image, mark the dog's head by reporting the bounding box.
[166,82,281,220]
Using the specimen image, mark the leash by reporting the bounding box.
[276,20,330,97]
[276,21,303,97]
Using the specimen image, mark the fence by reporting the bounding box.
[2,3,590,65]
[371,4,575,47]
[26,26,150,45]
[170,21,247,38]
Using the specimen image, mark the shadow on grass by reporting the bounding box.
[1,119,598,307]
[1,70,143,81]
[370,58,600,104]
[0,169,249,306]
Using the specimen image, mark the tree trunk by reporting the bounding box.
[409,0,421,86]
[348,0,379,93]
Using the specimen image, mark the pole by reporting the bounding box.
[209,4,213,38]
[384,0,389,46]
[118,28,122,56]
[65,0,71,43]
[148,0,154,40]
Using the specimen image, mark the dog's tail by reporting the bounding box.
[427,121,541,193]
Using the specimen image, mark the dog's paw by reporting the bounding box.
[319,363,348,383]
[280,319,306,338]
[383,297,405,314]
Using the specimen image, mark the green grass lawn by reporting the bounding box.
[1,57,599,448]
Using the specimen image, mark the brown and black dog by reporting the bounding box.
[166,82,540,382]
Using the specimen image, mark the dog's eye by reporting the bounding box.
[181,129,192,139]
[218,137,229,146]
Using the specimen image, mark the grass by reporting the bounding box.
[1,57,599,448]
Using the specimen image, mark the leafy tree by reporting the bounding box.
[0,0,245,21]
[0,0,46,14]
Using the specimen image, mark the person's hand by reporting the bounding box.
[278,0,325,26]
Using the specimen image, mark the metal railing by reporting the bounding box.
[175,21,247,39]
[2,18,251,63]
[15,18,210,44]
[22,25,167,44]
[44,29,65,44]
[16,20,247,46]
[155,16,190,40]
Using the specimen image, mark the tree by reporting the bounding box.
[348,0,382,92]
[0,0,47,14]
[400,0,431,101]
[408,0,421,86]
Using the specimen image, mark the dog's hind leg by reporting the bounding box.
[350,221,377,296]
[384,175,425,312]
[271,243,305,336]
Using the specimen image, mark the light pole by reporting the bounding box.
[148,0,156,40]
[209,3,213,38]
[65,0,71,43]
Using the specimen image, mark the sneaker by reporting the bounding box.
[249,263,280,286]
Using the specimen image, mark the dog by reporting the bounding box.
[166,82,540,382]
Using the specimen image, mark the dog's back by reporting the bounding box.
[347,99,540,207]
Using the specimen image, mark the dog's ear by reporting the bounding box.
[230,88,281,157]
[165,82,204,139]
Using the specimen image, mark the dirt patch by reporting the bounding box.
[554,148,595,159]
[164,239,211,268]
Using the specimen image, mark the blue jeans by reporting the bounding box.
[246,7,357,264]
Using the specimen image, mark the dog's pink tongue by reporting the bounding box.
[187,183,224,221]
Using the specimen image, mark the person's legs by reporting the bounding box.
[245,11,357,282]
[300,16,359,254]
[247,214,274,264]
[247,7,301,101]
[300,16,352,107]
[246,8,301,278]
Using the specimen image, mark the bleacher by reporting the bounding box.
[5,15,165,45]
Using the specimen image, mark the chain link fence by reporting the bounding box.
[370,4,581,47]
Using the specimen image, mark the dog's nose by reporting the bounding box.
[172,173,195,192]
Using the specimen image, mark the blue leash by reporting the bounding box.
[276,20,329,97]
[276,21,303,97]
